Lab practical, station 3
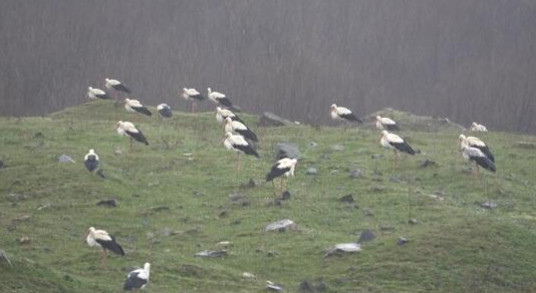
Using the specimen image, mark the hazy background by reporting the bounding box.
[1,0,535,133]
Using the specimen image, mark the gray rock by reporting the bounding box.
[194,250,227,258]
[349,169,364,179]
[397,237,408,246]
[357,229,375,243]
[306,167,317,175]
[266,281,284,291]
[0,160,4,169]
[299,281,314,292]
[281,191,291,200]
[0,249,12,267]
[265,219,297,232]
[275,143,300,160]
[324,242,362,257]
[330,144,345,151]
[514,141,536,149]
[339,194,354,203]
[420,159,437,168]
[389,175,402,183]
[58,154,75,163]
[259,112,294,127]
[408,218,418,225]
[308,141,318,148]
[480,201,498,209]
[96,199,119,207]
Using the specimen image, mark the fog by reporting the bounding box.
[1,0,535,133]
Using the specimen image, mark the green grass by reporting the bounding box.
[1,100,536,292]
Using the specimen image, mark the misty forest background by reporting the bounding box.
[1,0,535,134]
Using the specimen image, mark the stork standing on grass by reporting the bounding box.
[123,262,151,291]
[376,115,400,131]
[330,104,362,131]
[461,146,496,178]
[116,121,149,149]
[470,122,488,132]
[124,98,152,117]
[182,88,205,113]
[208,88,237,111]
[223,132,259,173]
[157,103,172,119]
[86,227,125,267]
[87,87,110,100]
[105,78,130,100]
[380,130,416,170]
[224,117,258,142]
[266,157,298,192]
[216,107,244,125]
[84,149,105,178]
[458,134,494,162]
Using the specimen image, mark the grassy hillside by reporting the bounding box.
[1,100,536,292]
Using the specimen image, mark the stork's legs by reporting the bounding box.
[101,249,107,268]
[236,153,241,174]
[473,162,480,179]
[129,137,133,151]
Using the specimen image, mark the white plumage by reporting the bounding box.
[84,149,104,177]
[376,115,399,131]
[182,88,204,112]
[86,227,125,267]
[87,87,109,100]
[458,134,494,162]
[157,103,172,118]
[223,131,259,173]
[124,98,152,116]
[266,158,298,182]
[461,145,496,175]
[224,117,258,142]
[380,130,416,170]
[104,78,130,93]
[123,262,151,291]
[216,107,242,124]
[330,104,362,127]
[116,121,149,147]
[208,88,236,109]
[471,122,488,132]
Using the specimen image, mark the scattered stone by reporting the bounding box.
[37,203,51,211]
[266,281,284,291]
[371,186,387,193]
[357,229,375,243]
[216,241,233,248]
[339,194,354,203]
[281,191,291,200]
[96,199,119,207]
[148,205,169,212]
[160,228,172,237]
[324,243,362,257]
[7,193,27,202]
[192,190,204,197]
[0,160,4,169]
[0,249,12,267]
[389,175,402,183]
[380,226,395,232]
[275,143,301,160]
[308,141,318,148]
[299,280,327,292]
[267,250,278,257]
[247,178,257,188]
[259,112,294,127]
[330,144,345,151]
[329,169,339,175]
[480,201,498,209]
[364,209,374,217]
[349,169,364,179]
[299,281,314,292]
[242,272,256,280]
[420,159,437,168]
[33,132,44,138]
[265,219,297,232]
[18,236,31,245]
[371,154,384,159]
[12,215,31,223]
[514,141,536,149]
[229,193,250,206]
[428,194,445,201]
[218,210,228,218]
[194,250,227,258]
[316,281,327,292]
[408,218,418,225]
[58,154,75,163]
[306,167,317,175]
[115,147,123,156]
[397,237,408,246]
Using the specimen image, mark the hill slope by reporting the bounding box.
[1,100,536,292]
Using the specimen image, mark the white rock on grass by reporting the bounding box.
[265,219,297,232]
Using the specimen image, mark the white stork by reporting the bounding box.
[266,157,298,191]
[380,130,416,170]
[86,227,125,267]
[458,134,494,162]
[330,104,362,130]
[216,107,244,125]
[116,121,149,149]
[223,132,259,173]
[124,98,152,117]
[104,78,130,100]
[376,115,400,131]
[182,88,205,112]
[123,262,151,291]
[87,87,110,100]
[470,122,488,132]
[84,149,105,178]
[461,146,496,177]
[208,88,237,111]
[157,103,172,119]
[224,117,258,142]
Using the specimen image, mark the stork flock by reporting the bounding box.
[83,78,495,290]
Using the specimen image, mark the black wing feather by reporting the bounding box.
[234,144,260,158]
[132,106,152,116]
[340,113,362,123]
[123,272,147,291]
[96,236,125,256]
[474,146,494,162]
[158,108,173,118]
[385,124,400,131]
[266,165,290,182]
[113,84,131,93]
[236,129,258,142]
[84,156,99,173]
[97,93,111,100]
[126,130,149,145]
[391,141,416,155]
[473,156,496,172]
